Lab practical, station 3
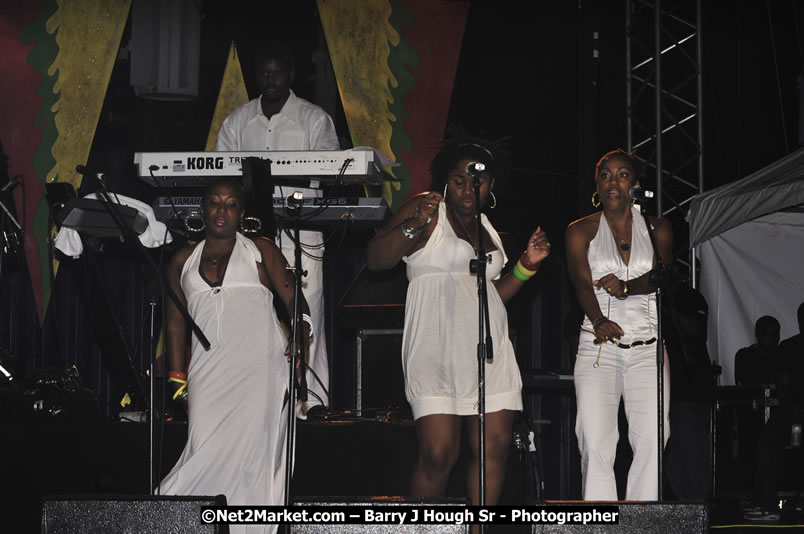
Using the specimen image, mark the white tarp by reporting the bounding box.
[689,148,804,385]
[689,147,804,248]
[697,211,804,384]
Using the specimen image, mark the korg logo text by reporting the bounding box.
[187,157,224,170]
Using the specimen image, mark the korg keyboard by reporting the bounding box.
[134,149,384,187]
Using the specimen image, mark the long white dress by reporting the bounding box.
[159,232,289,533]
[402,202,523,420]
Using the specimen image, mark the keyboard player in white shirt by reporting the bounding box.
[216,40,338,418]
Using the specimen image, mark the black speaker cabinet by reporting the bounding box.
[355,329,409,415]
[537,502,708,533]
[41,495,228,534]
[291,497,468,533]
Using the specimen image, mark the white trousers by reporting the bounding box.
[279,229,329,412]
[573,332,670,500]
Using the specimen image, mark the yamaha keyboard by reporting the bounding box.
[152,196,389,227]
[134,149,384,186]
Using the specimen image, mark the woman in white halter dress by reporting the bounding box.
[159,179,310,534]
[367,137,551,514]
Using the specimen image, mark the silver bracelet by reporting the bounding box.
[301,313,314,341]
[400,222,419,239]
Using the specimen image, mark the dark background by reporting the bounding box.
[41,0,800,410]
[1,0,803,526]
[91,0,804,242]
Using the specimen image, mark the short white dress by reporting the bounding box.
[402,202,523,419]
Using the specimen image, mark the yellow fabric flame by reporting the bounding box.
[317,0,401,206]
[45,0,132,188]
[205,42,250,151]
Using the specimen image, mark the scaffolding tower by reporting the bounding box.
[626,0,703,286]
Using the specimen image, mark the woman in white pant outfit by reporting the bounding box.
[565,149,673,500]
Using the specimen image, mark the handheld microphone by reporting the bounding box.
[286,191,305,210]
[629,186,654,201]
[466,162,485,176]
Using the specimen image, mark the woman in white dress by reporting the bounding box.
[366,137,551,510]
[565,149,673,500]
[159,179,309,533]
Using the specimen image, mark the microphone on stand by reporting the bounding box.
[629,185,655,202]
[466,161,486,176]
[285,191,305,210]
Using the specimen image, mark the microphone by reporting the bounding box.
[466,162,485,176]
[629,186,654,201]
[0,177,20,193]
[286,191,305,210]
[76,165,108,190]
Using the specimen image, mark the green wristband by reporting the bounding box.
[512,263,532,282]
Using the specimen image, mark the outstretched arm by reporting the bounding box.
[493,227,550,304]
[366,191,442,271]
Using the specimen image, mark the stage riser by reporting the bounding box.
[534,503,708,533]
[291,525,466,533]
[40,496,226,534]
[291,498,467,533]
[40,498,707,534]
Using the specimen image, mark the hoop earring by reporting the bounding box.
[184,214,205,232]
[240,216,262,234]
[591,191,601,208]
[488,191,497,209]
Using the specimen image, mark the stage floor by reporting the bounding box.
[3,412,803,532]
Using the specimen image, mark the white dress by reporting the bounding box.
[402,202,523,420]
[215,91,339,414]
[159,232,289,533]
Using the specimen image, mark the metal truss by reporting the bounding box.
[626,0,703,284]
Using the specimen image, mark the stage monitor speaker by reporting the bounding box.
[41,494,228,534]
[291,496,468,533]
[356,329,409,415]
[537,502,708,533]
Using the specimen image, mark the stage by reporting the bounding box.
[3,407,803,533]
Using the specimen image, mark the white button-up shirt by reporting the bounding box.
[215,90,340,201]
[215,90,339,152]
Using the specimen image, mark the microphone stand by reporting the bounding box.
[0,181,23,281]
[283,191,309,514]
[468,169,494,511]
[641,202,667,501]
[75,166,210,496]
